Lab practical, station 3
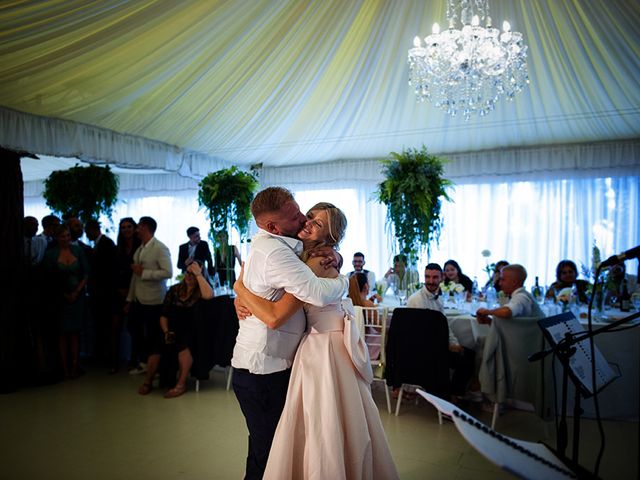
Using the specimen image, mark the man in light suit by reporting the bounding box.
[232,187,347,480]
[126,216,172,375]
[177,226,214,278]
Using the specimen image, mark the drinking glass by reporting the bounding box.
[535,286,546,305]
[397,289,407,306]
[632,293,640,311]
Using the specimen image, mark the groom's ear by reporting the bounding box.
[263,221,280,236]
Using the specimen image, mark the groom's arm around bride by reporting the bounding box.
[231,187,347,480]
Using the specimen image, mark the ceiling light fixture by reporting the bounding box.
[408,0,529,120]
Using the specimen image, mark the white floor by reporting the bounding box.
[1,367,637,479]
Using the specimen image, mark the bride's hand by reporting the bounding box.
[307,246,342,270]
[233,262,246,295]
[233,262,252,320]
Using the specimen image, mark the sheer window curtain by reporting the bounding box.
[262,175,639,289]
[24,189,248,285]
[24,171,639,289]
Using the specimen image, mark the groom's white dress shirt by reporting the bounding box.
[232,229,348,375]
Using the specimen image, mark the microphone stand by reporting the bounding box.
[529,309,640,471]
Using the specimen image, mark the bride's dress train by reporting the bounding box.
[264,301,399,479]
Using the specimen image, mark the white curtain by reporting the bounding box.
[261,163,640,288]
[23,141,640,288]
[24,182,249,286]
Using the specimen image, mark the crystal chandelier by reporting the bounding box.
[408,0,529,120]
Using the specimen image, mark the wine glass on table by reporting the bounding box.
[397,289,407,306]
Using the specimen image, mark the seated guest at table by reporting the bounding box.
[348,273,383,360]
[407,263,474,400]
[605,260,639,303]
[443,259,473,297]
[347,252,376,289]
[347,272,381,307]
[484,260,509,292]
[138,261,214,398]
[214,230,242,287]
[545,259,590,304]
[383,254,419,291]
[177,226,215,277]
[476,264,543,324]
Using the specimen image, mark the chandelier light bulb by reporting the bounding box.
[503,20,511,32]
[432,22,441,34]
[486,16,492,27]
[471,15,480,27]
[413,36,422,47]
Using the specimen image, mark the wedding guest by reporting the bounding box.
[546,259,591,303]
[126,216,173,376]
[383,254,419,291]
[348,273,382,360]
[24,216,47,266]
[66,216,93,258]
[484,260,509,292]
[347,252,376,289]
[24,216,49,377]
[214,230,242,287]
[42,224,90,379]
[38,214,60,247]
[138,261,214,398]
[347,273,380,307]
[85,219,117,364]
[177,226,214,277]
[114,218,141,373]
[605,260,639,302]
[443,259,473,294]
[476,264,543,323]
[407,263,474,401]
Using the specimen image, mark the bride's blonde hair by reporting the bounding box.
[301,202,347,261]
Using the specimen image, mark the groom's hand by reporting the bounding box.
[307,246,343,270]
[234,297,252,320]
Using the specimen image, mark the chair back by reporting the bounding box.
[385,307,450,398]
[354,305,389,367]
[479,315,552,418]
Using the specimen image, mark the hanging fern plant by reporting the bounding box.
[198,166,258,247]
[375,146,453,262]
[43,164,119,223]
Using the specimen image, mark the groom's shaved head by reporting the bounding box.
[252,187,307,238]
[251,187,295,218]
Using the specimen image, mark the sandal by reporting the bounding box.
[138,382,153,395]
[164,385,186,399]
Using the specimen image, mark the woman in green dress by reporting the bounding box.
[43,224,89,379]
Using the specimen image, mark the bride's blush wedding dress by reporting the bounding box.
[263,300,399,479]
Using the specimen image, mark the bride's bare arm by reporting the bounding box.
[234,264,303,329]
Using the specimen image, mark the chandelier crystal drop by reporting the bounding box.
[408,0,529,120]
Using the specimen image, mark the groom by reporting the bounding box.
[231,187,348,480]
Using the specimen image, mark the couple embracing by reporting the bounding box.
[231,187,398,479]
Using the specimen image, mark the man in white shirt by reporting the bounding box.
[347,252,376,289]
[476,264,544,323]
[125,216,172,375]
[382,254,420,292]
[232,187,347,480]
[407,263,474,398]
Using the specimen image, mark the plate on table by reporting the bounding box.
[444,308,461,316]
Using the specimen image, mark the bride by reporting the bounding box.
[234,202,399,480]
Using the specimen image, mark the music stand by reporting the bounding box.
[532,311,638,464]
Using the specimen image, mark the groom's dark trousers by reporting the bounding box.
[233,367,292,480]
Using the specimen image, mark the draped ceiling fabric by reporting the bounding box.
[0,0,639,179]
